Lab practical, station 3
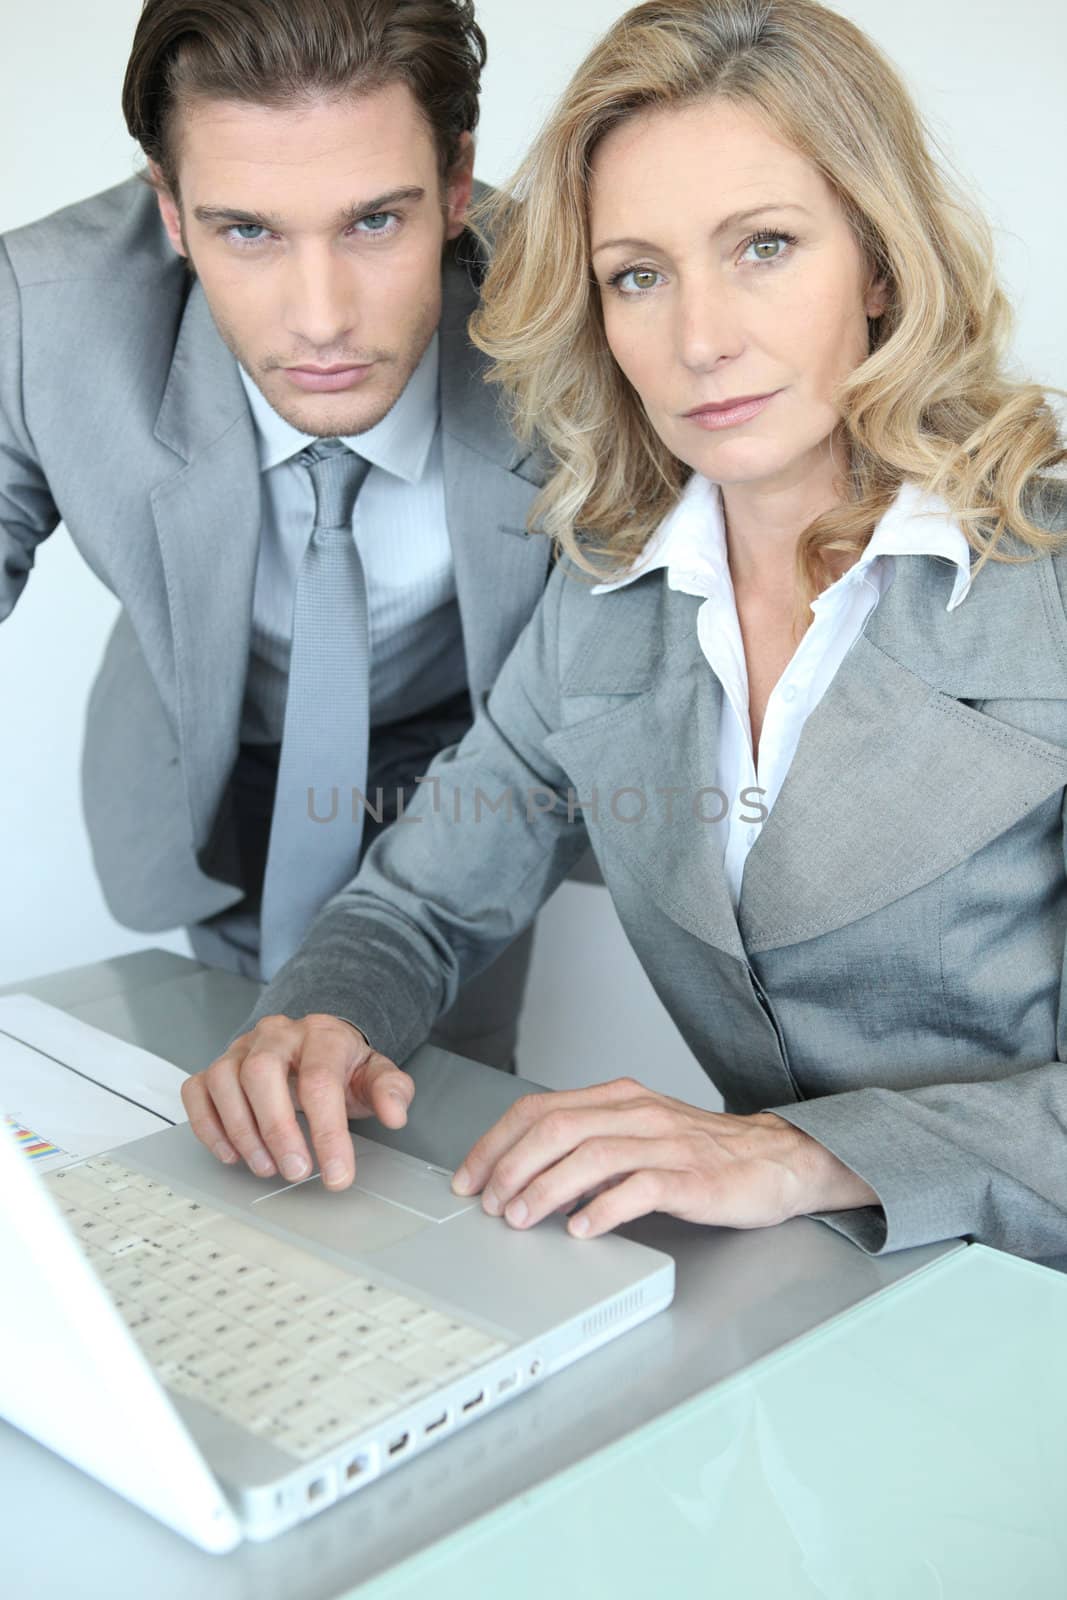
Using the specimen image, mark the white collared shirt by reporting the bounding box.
[238,332,466,737]
[592,476,973,909]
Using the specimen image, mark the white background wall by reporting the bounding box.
[1,0,1063,1095]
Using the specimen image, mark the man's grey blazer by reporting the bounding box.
[250,483,1067,1265]
[0,177,549,930]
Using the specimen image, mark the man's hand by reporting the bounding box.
[181,1014,414,1190]
[449,1078,879,1238]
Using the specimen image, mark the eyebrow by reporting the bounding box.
[192,187,426,230]
[591,202,811,257]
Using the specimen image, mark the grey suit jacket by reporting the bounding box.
[0,178,549,930]
[249,481,1067,1264]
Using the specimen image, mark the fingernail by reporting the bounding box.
[214,1140,237,1164]
[569,1214,590,1237]
[451,1166,471,1194]
[506,1198,528,1226]
[324,1160,348,1187]
[250,1149,274,1176]
[482,1187,501,1216]
[280,1154,310,1182]
[387,1090,409,1115]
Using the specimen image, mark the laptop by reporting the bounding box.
[0,1096,674,1553]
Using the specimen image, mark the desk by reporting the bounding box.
[3,952,1064,1598]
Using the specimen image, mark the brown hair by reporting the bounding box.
[470,0,1065,630]
[123,0,486,197]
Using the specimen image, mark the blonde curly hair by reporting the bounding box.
[470,0,1066,626]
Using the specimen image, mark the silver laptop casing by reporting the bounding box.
[11,1101,674,1544]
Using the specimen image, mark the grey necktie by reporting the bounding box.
[259,439,373,980]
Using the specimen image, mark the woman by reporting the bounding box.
[185,0,1067,1263]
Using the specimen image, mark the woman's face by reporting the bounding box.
[589,97,886,495]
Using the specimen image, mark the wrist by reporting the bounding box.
[756,1112,881,1217]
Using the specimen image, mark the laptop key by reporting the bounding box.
[396,1344,472,1382]
[278,1322,342,1355]
[356,1358,435,1402]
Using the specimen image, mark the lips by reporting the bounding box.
[684,392,775,417]
[282,363,374,394]
[682,390,780,431]
[286,364,364,375]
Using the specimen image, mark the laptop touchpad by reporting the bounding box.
[252,1139,477,1258]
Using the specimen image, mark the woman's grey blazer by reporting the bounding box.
[250,482,1067,1265]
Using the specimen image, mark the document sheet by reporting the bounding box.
[0,995,188,1173]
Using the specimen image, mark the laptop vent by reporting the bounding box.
[581,1287,644,1342]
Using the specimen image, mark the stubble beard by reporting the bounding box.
[213,299,440,441]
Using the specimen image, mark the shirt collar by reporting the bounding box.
[591,473,973,612]
[238,331,440,483]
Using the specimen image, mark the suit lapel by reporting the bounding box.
[151,279,261,849]
[438,245,550,701]
[544,580,749,963]
[546,549,1067,963]
[737,553,1067,953]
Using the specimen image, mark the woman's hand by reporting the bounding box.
[182,1013,415,1189]
[450,1077,878,1238]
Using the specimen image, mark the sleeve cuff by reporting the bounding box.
[767,1088,980,1256]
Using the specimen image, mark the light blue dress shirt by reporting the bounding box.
[237,332,467,742]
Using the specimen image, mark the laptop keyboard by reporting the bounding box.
[44,1155,509,1462]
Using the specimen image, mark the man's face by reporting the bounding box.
[154,82,473,436]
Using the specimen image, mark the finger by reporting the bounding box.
[203,1039,289,1178]
[239,1026,346,1183]
[500,1137,684,1230]
[452,1077,648,1197]
[479,1101,679,1216]
[566,1168,688,1239]
[345,1052,415,1128]
[180,1070,240,1166]
[291,1027,371,1190]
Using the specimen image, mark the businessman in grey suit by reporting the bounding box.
[0,0,552,1068]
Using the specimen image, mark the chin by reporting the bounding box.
[673,435,786,486]
[267,381,399,440]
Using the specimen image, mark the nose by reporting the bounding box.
[282,243,357,353]
[675,274,745,374]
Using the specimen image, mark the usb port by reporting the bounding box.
[424,1411,449,1435]
[461,1390,485,1413]
[497,1372,519,1395]
[388,1432,410,1456]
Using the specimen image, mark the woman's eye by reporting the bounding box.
[741,233,793,263]
[612,267,664,295]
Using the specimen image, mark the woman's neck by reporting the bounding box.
[720,444,846,603]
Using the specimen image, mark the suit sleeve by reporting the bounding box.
[241,559,591,1062]
[769,511,1067,1265]
[0,239,61,621]
[767,790,1067,1263]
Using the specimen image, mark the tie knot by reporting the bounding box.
[297,439,371,531]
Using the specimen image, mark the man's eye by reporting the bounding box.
[356,212,398,234]
[226,224,270,246]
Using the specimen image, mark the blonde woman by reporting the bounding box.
[187,0,1067,1265]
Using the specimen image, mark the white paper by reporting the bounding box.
[0,994,189,1172]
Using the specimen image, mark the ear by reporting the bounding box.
[148,160,188,258]
[865,273,889,320]
[443,132,476,242]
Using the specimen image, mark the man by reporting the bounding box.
[0,0,555,1068]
